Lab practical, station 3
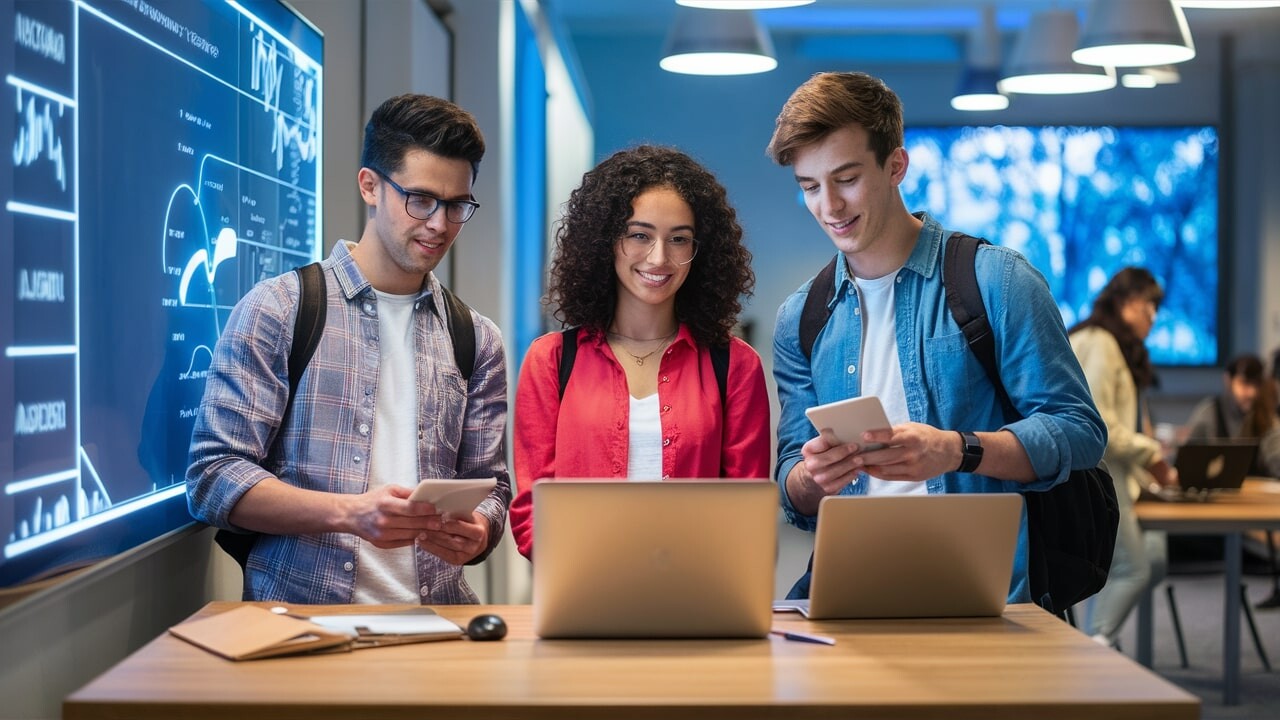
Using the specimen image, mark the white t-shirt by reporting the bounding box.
[627,394,663,481]
[854,269,926,496]
[354,290,420,603]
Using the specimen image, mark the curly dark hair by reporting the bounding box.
[1068,266,1164,390]
[546,145,754,347]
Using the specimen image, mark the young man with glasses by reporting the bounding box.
[767,72,1106,604]
[188,95,509,604]
[507,145,770,560]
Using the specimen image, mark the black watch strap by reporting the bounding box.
[957,431,983,473]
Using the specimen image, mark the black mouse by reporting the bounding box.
[466,613,508,641]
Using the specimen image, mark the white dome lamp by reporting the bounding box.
[999,9,1116,95]
[951,6,1009,111]
[660,7,778,76]
[1073,0,1196,68]
[676,1,815,8]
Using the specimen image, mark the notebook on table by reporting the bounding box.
[531,479,777,639]
[1145,439,1258,502]
[783,493,1022,620]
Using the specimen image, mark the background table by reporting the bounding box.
[1135,477,1280,705]
[64,601,1197,720]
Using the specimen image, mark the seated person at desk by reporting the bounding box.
[508,145,771,560]
[765,71,1106,605]
[1069,267,1176,647]
[187,95,510,604]
[1184,354,1280,478]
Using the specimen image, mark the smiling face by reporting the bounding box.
[791,125,910,278]
[353,147,475,294]
[612,186,695,321]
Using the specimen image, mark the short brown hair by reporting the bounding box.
[766,72,904,168]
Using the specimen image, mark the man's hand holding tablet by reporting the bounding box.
[804,396,892,452]
[408,478,497,520]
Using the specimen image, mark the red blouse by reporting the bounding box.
[509,325,772,558]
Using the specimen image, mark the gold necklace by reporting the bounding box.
[608,329,677,367]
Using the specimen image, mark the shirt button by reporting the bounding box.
[661,376,669,383]
[353,454,362,463]
[358,423,370,435]
[343,561,354,572]
[364,387,373,396]
[662,405,671,412]
[847,364,856,374]
[662,438,671,447]
[363,303,374,313]
[854,307,861,316]
[419,586,429,597]
[896,276,903,283]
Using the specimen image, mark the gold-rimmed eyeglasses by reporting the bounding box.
[618,233,698,266]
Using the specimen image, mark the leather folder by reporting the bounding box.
[168,605,352,660]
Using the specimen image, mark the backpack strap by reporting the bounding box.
[799,256,839,360]
[284,261,327,424]
[942,233,1013,413]
[710,343,730,409]
[438,285,476,382]
[558,327,579,401]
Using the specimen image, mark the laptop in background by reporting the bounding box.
[1175,439,1258,491]
[532,480,777,639]
[1145,439,1260,502]
[793,494,1022,620]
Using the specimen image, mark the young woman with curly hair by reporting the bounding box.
[508,145,770,559]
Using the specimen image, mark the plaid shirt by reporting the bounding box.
[187,241,510,604]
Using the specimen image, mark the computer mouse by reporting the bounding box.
[466,613,508,641]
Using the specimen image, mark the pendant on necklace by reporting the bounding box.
[634,357,644,366]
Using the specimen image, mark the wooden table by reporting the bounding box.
[1135,476,1280,705]
[64,601,1197,720]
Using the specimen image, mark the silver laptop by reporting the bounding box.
[532,480,777,639]
[795,493,1022,619]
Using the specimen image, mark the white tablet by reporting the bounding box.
[804,396,891,451]
[408,478,497,519]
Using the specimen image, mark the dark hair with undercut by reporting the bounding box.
[1068,266,1165,390]
[546,145,754,347]
[766,71,904,168]
[361,94,485,182]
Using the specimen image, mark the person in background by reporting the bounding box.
[188,95,510,604]
[766,71,1106,603]
[1069,267,1177,646]
[1184,353,1280,478]
[509,145,770,560]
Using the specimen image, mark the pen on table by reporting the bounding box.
[770,629,836,645]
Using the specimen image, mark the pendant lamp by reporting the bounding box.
[660,8,778,76]
[1073,0,1195,67]
[999,9,1116,95]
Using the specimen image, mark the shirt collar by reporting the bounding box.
[829,211,947,305]
[328,240,438,306]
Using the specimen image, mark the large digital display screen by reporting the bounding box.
[900,125,1219,367]
[2,0,323,586]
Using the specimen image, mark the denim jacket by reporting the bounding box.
[772,213,1106,602]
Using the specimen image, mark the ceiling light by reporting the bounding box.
[1139,64,1182,83]
[660,8,778,75]
[951,6,1009,111]
[999,9,1116,94]
[1177,1,1280,8]
[1121,73,1158,87]
[1074,0,1195,67]
[677,0,815,8]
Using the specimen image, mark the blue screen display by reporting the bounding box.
[1,0,323,586]
[900,125,1219,367]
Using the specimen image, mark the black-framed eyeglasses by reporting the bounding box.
[371,168,479,224]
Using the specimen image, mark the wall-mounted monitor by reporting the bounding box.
[2,0,323,586]
[900,125,1219,367]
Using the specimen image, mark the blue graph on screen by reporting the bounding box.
[1,0,323,585]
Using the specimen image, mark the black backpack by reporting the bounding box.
[213,262,476,569]
[798,234,1120,616]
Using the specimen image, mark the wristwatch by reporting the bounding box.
[957,431,983,473]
